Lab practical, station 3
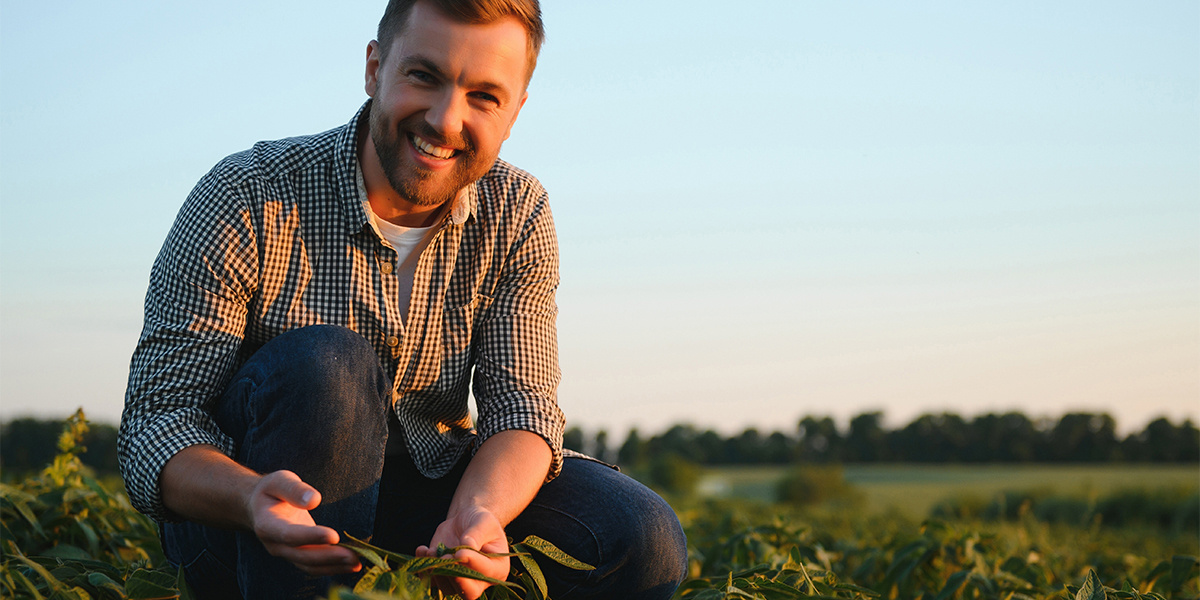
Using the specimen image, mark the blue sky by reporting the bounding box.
[1,1,1197,436]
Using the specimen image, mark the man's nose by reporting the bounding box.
[425,91,465,138]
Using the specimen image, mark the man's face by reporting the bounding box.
[365,2,530,207]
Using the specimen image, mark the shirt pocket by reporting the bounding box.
[441,293,493,369]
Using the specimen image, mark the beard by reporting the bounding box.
[369,107,498,207]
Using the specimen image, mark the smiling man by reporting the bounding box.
[116,1,687,599]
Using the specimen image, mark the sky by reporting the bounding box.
[1,1,1197,437]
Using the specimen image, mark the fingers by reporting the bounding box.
[267,541,362,576]
[247,470,359,575]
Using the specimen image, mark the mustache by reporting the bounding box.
[405,119,473,153]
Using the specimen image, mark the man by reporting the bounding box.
[117,1,688,598]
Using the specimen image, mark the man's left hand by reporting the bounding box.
[417,505,510,600]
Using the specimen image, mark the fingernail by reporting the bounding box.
[301,491,314,504]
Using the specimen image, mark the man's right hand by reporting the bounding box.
[247,471,362,576]
[160,445,361,576]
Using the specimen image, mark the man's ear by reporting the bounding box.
[365,40,381,98]
[503,91,529,142]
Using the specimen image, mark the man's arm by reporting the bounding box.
[161,445,362,576]
[122,163,361,575]
[416,430,552,599]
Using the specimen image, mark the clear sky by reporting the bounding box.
[1,1,1197,437]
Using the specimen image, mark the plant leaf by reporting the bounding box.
[1075,570,1106,600]
[515,551,547,600]
[514,536,595,571]
[125,567,181,600]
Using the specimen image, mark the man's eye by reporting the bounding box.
[409,70,435,83]
[470,92,499,104]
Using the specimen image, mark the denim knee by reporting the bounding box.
[611,480,689,597]
[214,325,389,499]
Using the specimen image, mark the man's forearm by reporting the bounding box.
[449,430,553,526]
[160,444,260,529]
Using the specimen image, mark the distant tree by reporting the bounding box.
[969,412,1039,462]
[593,429,610,463]
[645,454,701,496]
[764,431,794,464]
[1048,413,1120,461]
[1124,417,1200,462]
[723,428,767,463]
[797,416,842,463]
[0,416,120,475]
[563,427,585,453]
[696,429,724,464]
[893,413,970,462]
[618,428,646,467]
[1,417,62,473]
[845,412,887,462]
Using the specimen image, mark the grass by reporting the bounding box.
[697,463,1200,518]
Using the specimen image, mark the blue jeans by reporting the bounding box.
[161,325,687,599]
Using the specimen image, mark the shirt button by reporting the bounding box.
[380,262,394,275]
[386,336,400,348]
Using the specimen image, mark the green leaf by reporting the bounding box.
[44,544,92,561]
[1169,555,1198,592]
[337,534,394,570]
[1075,570,1106,600]
[395,556,453,573]
[515,552,547,600]
[427,562,513,587]
[125,567,180,600]
[514,536,594,571]
[353,565,389,592]
[86,571,126,594]
[935,570,970,600]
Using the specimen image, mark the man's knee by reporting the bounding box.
[608,477,689,596]
[517,459,688,599]
[264,325,381,392]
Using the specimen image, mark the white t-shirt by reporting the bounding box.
[364,201,440,325]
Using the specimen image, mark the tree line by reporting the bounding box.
[565,412,1199,467]
[1,411,1196,476]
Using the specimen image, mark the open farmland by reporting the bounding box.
[4,413,1198,598]
[699,463,1200,518]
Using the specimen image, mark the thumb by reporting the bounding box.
[264,470,322,509]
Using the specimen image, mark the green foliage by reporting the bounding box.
[4,412,1197,600]
[647,455,703,497]
[0,409,184,599]
[678,497,1198,600]
[329,533,594,600]
[930,486,1200,532]
[775,465,862,508]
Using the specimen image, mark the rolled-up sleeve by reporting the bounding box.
[471,189,565,481]
[118,164,259,522]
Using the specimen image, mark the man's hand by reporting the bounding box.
[160,446,360,576]
[248,470,362,576]
[416,505,510,600]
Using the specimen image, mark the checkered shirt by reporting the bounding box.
[118,102,565,522]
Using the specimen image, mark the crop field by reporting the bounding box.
[699,464,1200,518]
[3,413,1198,599]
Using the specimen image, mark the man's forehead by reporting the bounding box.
[390,2,532,86]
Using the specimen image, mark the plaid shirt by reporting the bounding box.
[119,102,565,522]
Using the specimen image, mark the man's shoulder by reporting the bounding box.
[213,126,347,185]
[477,158,548,204]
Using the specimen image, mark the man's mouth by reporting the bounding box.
[409,133,458,160]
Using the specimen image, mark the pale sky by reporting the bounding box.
[1,1,1197,436]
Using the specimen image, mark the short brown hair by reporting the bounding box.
[376,0,544,84]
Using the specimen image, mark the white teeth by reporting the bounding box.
[412,135,455,159]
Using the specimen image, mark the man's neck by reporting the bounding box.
[358,128,448,229]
